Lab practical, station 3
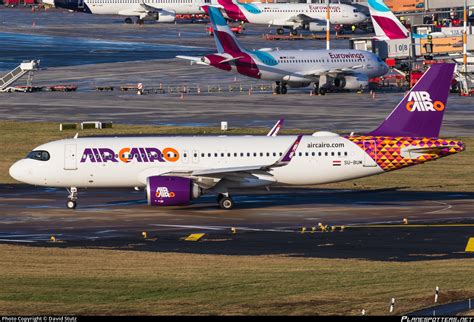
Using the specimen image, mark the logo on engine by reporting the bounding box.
[155,187,175,198]
[405,91,445,112]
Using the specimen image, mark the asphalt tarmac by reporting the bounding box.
[0,8,473,262]
[1,184,473,261]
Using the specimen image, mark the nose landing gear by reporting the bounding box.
[66,187,78,209]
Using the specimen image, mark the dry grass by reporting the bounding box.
[0,245,473,315]
[1,120,472,192]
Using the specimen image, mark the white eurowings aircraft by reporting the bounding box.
[9,64,464,210]
[212,0,367,35]
[178,6,388,95]
[42,0,210,24]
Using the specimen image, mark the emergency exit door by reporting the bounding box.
[64,144,78,170]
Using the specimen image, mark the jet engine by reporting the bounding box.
[307,23,329,32]
[333,74,369,90]
[155,9,176,22]
[146,176,202,206]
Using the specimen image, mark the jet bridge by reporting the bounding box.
[0,60,40,93]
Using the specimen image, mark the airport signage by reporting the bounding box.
[384,0,425,12]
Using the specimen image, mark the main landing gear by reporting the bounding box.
[312,83,327,95]
[217,193,234,210]
[66,187,77,209]
[274,81,287,95]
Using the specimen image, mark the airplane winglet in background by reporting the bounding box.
[267,119,285,137]
[368,0,409,40]
[369,63,455,138]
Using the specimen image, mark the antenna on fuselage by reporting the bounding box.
[73,133,79,139]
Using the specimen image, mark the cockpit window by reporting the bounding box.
[353,9,359,13]
[26,150,50,161]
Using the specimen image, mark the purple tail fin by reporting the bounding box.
[369,63,455,138]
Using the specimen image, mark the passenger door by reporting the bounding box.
[64,144,78,170]
[362,140,377,167]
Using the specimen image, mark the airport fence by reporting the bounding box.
[113,83,276,95]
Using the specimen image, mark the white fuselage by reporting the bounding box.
[10,135,383,189]
[247,49,388,82]
[222,3,367,26]
[69,0,206,15]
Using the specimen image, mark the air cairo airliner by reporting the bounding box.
[9,64,464,210]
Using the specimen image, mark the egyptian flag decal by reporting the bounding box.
[332,160,342,167]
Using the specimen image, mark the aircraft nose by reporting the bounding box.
[358,12,368,22]
[8,160,32,183]
[9,160,26,183]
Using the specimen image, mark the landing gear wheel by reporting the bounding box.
[318,87,327,96]
[312,83,319,95]
[276,27,285,35]
[290,29,298,36]
[124,17,133,24]
[280,85,287,94]
[67,200,77,209]
[137,18,144,25]
[219,196,234,210]
[274,81,281,94]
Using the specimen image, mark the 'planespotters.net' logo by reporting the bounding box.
[405,91,445,112]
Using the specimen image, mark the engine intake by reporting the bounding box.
[146,176,201,206]
[156,10,176,22]
[333,74,369,90]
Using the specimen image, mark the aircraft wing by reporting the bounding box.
[191,134,302,176]
[117,0,164,17]
[287,14,325,25]
[176,54,242,65]
[149,135,303,188]
[303,64,364,77]
[176,55,209,65]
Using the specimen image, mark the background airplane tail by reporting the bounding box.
[203,5,246,54]
[369,64,455,138]
[368,0,409,40]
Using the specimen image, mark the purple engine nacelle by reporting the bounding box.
[146,176,202,206]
